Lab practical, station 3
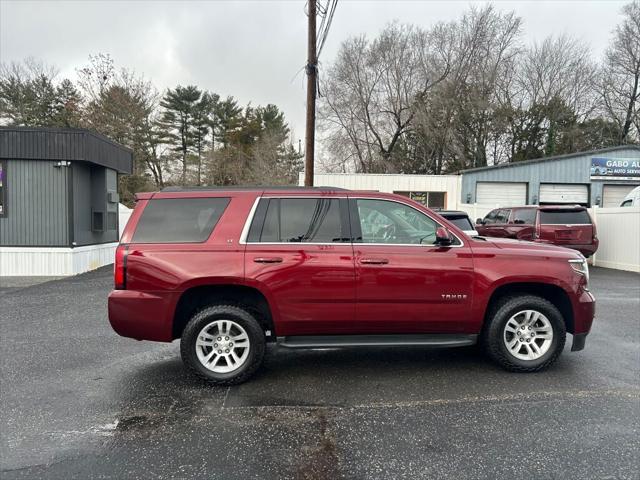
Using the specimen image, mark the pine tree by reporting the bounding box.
[159,85,203,185]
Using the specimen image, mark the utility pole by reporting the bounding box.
[304,0,317,187]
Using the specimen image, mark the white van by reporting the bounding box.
[620,186,640,207]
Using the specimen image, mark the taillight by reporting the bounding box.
[114,244,129,290]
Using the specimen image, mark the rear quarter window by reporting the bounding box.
[512,209,537,224]
[132,197,230,243]
[539,209,591,225]
[446,216,474,230]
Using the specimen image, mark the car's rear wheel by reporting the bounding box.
[483,295,566,372]
[180,305,265,385]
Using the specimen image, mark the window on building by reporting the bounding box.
[252,198,344,243]
[393,191,446,209]
[0,161,5,217]
[132,197,230,243]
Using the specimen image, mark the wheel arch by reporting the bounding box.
[172,283,276,341]
[484,282,575,333]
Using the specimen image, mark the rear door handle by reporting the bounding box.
[253,257,283,264]
[360,257,389,265]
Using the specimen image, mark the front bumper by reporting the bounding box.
[572,288,595,335]
[571,333,588,351]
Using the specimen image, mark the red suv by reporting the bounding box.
[109,188,595,384]
[475,206,599,257]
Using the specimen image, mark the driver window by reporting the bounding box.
[494,209,510,224]
[484,210,497,224]
[355,199,438,245]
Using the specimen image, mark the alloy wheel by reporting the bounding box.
[195,319,251,373]
[503,310,554,361]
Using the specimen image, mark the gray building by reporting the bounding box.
[461,145,640,208]
[0,127,132,248]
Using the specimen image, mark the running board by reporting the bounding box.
[277,334,478,349]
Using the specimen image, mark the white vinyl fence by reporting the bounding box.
[456,203,640,273]
[589,207,640,272]
[118,203,133,239]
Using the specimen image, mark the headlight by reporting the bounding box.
[569,258,589,286]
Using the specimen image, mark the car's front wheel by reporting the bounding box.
[180,305,266,385]
[483,295,566,372]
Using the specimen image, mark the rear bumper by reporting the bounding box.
[566,242,598,257]
[108,290,177,342]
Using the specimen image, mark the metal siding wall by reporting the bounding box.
[72,163,92,246]
[460,152,640,204]
[72,165,119,246]
[0,160,69,246]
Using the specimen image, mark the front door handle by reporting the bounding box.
[360,257,389,265]
[253,257,283,264]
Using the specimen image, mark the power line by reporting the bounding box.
[317,0,338,59]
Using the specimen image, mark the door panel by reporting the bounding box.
[507,208,536,240]
[245,243,356,335]
[354,245,474,333]
[480,209,510,238]
[244,197,356,335]
[350,198,475,334]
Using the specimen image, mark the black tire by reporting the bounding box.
[482,295,566,372]
[180,304,266,385]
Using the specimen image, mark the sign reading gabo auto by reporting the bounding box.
[590,157,640,180]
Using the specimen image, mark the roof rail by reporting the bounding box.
[160,185,348,192]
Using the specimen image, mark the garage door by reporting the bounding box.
[539,184,588,205]
[476,182,527,206]
[602,184,639,207]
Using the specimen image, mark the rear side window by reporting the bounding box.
[539,209,591,225]
[132,197,230,243]
[445,215,474,231]
[512,209,537,224]
[249,198,345,243]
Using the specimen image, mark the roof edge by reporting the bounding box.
[460,144,640,174]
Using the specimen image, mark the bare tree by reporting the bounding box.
[411,5,522,171]
[320,22,451,172]
[600,0,640,143]
[518,35,597,119]
[496,34,599,160]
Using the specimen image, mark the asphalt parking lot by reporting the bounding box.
[1,266,639,479]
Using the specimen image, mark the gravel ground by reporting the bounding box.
[1,266,638,479]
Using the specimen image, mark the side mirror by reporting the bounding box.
[476,218,484,225]
[435,226,453,246]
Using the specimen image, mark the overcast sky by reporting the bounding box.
[0,0,629,140]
